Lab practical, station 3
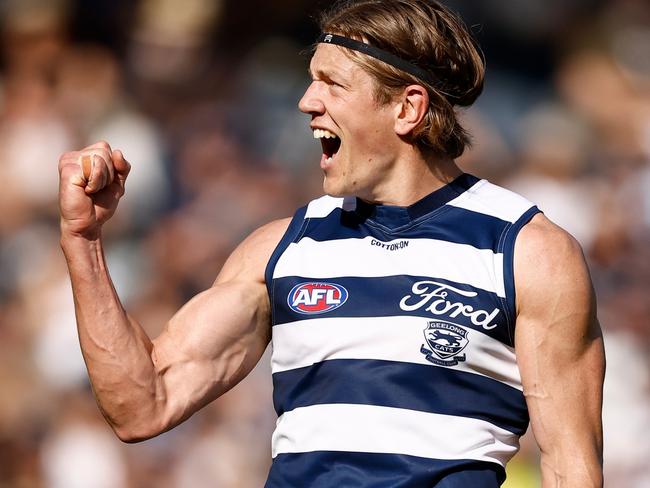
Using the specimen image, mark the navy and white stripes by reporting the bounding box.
[264,174,540,487]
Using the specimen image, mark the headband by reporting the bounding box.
[317,32,439,87]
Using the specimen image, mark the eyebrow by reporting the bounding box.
[308,67,329,79]
[308,67,348,86]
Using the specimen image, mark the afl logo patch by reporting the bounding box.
[287,282,348,315]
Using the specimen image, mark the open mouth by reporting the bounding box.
[313,128,341,162]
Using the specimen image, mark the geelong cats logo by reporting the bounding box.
[420,321,469,367]
[288,282,348,315]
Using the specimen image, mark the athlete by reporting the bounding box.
[58,1,605,486]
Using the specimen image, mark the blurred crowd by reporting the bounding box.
[0,0,648,486]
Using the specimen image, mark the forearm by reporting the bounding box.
[61,231,163,439]
[540,447,603,488]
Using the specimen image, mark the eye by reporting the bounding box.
[327,79,346,90]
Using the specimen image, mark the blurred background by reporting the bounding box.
[0,0,648,486]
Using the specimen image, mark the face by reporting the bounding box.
[299,43,401,200]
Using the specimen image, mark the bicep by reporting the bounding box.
[151,279,271,428]
[514,215,604,481]
[146,218,290,430]
[515,290,604,449]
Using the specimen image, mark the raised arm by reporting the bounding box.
[514,213,605,487]
[59,141,289,442]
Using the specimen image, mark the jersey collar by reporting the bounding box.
[354,173,479,228]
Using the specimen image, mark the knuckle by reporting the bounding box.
[93,153,106,166]
[100,153,114,168]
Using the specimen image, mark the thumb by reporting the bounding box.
[112,149,131,183]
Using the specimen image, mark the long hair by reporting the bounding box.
[320,0,485,158]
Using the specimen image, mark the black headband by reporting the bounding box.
[317,33,439,87]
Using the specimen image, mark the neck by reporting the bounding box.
[361,148,463,207]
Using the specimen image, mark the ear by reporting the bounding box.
[394,85,429,137]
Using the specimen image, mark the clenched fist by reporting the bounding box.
[58,141,131,239]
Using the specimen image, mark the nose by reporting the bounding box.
[298,81,325,115]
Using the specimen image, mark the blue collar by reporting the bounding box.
[354,173,479,228]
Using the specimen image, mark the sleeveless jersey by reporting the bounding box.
[263,174,540,487]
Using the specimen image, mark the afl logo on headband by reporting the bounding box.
[288,282,349,315]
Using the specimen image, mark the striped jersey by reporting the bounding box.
[264,174,540,487]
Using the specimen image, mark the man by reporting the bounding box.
[58,1,605,486]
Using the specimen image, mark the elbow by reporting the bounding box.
[112,424,163,444]
[113,428,152,444]
[110,417,169,444]
[97,392,171,443]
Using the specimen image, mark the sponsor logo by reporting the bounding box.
[324,34,333,43]
[400,280,501,330]
[420,320,469,367]
[287,282,348,315]
[370,239,409,251]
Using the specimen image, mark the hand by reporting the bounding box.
[58,141,131,239]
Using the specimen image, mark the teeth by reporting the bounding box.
[313,128,338,139]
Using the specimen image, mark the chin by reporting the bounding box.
[323,179,369,200]
[322,179,345,197]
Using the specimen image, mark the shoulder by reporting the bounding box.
[243,218,293,251]
[513,213,594,316]
[215,218,292,285]
[514,213,586,278]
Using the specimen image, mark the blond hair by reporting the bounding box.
[320,0,485,158]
